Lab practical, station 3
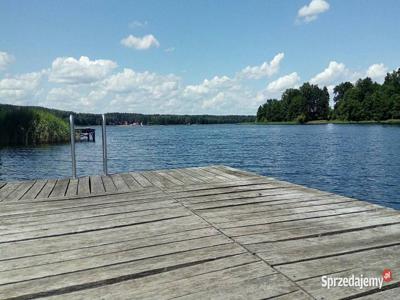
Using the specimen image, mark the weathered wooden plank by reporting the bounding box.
[0,204,189,234]
[356,288,400,299]
[177,168,210,183]
[0,228,220,271]
[47,261,278,300]
[0,243,245,299]
[0,235,231,285]
[197,194,350,218]
[121,261,278,300]
[222,209,397,237]
[3,180,35,201]
[275,244,400,282]
[77,176,90,196]
[120,173,142,190]
[141,172,165,188]
[185,167,225,183]
[205,165,243,180]
[130,172,153,187]
[185,193,335,211]
[215,204,380,229]
[250,223,400,265]
[21,180,47,200]
[0,201,182,229]
[0,216,210,260]
[204,200,371,224]
[165,169,201,184]
[101,175,116,192]
[0,206,191,243]
[197,166,233,181]
[176,274,299,300]
[49,179,69,198]
[151,171,182,187]
[111,174,131,192]
[178,184,314,203]
[234,213,400,244]
[0,182,21,201]
[0,190,169,218]
[156,171,185,185]
[39,253,259,300]
[216,165,261,179]
[36,179,57,199]
[298,260,400,299]
[166,176,273,193]
[270,290,314,300]
[90,175,105,194]
[65,179,78,197]
[0,204,189,235]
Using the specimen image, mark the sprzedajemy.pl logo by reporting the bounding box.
[321,269,393,290]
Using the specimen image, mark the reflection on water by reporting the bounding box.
[1,124,399,209]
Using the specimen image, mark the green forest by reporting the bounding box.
[256,68,400,123]
[0,104,255,126]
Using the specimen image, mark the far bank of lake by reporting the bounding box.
[251,119,400,125]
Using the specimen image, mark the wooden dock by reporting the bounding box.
[0,166,399,299]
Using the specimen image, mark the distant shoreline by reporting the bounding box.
[247,119,400,125]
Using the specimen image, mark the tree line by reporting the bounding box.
[257,68,400,123]
[0,104,255,126]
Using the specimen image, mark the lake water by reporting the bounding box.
[1,124,399,210]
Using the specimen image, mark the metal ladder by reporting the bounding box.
[69,114,108,178]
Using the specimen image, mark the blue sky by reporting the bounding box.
[0,0,399,114]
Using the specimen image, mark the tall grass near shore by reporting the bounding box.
[0,107,69,146]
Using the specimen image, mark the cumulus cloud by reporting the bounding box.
[0,52,288,113]
[310,61,351,86]
[6,50,391,114]
[267,72,300,93]
[202,92,226,109]
[0,71,43,104]
[238,53,284,79]
[366,63,388,83]
[297,0,330,23]
[0,51,15,70]
[121,34,160,50]
[184,76,233,95]
[103,68,180,96]
[48,56,117,84]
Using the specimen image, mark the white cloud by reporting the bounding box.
[0,51,15,70]
[43,68,183,112]
[267,72,300,93]
[366,63,387,83]
[310,61,350,86]
[103,68,180,95]
[310,60,388,87]
[129,20,148,29]
[121,34,160,50]
[0,71,43,104]
[238,53,284,79]
[7,51,392,115]
[202,92,226,109]
[48,56,117,84]
[184,76,233,95]
[164,47,175,52]
[297,0,330,23]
